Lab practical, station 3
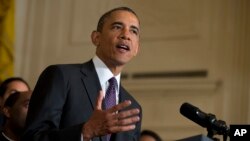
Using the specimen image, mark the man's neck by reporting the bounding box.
[3,125,20,141]
[96,55,124,75]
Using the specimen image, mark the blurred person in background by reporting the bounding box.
[140,130,162,141]
[0,77,30,127]
[0,91,32,141]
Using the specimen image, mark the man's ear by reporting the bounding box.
[91,31,100,47]
[3,107,11,118]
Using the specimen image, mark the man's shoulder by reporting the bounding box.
[44,60,93,72]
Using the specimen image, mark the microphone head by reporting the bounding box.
[180,102,230,137]
[180,102,208,128]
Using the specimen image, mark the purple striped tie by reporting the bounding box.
[104,77,117,141]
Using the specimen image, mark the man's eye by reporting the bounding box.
[132,29,138,35]
[113,25,122,29]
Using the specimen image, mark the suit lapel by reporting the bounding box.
[80,60,101,109]
[80,60,107,141]
[119,86,129,104]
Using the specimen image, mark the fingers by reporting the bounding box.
[105,108,140,133]
[116,114,140,126]
[108,100,132,113]
[113,109,140,126]
[88,93,140,137]
[106,100,140,126]
[116,108,140,120]
[109,124,136,133]
[95,90,104,110]
[107,114,140,133]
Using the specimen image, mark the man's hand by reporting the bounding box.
[82,90,140,140]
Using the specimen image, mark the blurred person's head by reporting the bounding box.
[0,77,30,109]
[2,91,32,139]
[140,130,162,141]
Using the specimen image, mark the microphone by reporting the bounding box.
[180,102,230,136]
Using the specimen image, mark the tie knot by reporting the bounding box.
[109,77,117,87]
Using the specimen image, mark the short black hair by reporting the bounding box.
[141,130,162,141]
[0,77,30,97]
[96,6,139,32]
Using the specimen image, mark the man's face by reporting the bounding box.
[140,135,157,141]
[0,81,30,108]
[8,91,31,130]
[94,10,140,68]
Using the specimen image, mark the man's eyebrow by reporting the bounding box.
[111,21,123,26]
[111,22,139,32]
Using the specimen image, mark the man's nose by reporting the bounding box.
[119,28,130,40]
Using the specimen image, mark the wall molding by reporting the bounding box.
[123,79,220,91]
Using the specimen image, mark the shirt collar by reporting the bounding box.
[92,56,120,89]
[2,132,15,141]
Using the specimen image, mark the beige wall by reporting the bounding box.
[15,0,250,140]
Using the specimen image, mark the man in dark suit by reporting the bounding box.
[22,7,142,141]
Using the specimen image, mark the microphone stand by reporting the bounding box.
[207,127,220,141]
[206,114,230,141]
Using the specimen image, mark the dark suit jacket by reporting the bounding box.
[22,60,142,141]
